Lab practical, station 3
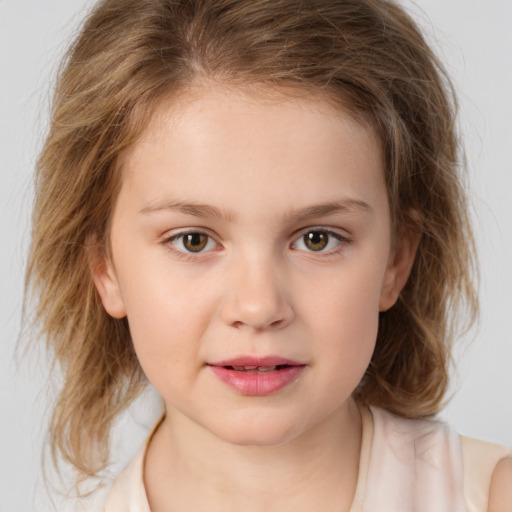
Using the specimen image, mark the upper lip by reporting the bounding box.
[209,356,305,367]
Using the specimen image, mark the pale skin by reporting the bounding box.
[488,457,512,512]
[92,87,511,511]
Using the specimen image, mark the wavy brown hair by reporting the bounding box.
[26,0,477,480]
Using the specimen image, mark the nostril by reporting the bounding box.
[220,281,295,330]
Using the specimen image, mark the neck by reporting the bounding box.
[144,399,363,512]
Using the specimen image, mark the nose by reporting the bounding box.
[219,254,295,331]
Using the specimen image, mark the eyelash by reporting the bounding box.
[291,228,350,255]
[163,227,350,260]
[164,230,221,261]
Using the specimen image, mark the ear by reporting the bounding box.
[379,222,421,312]
[87,242,127,319]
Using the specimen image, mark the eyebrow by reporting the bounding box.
[139,200,233,221]
[291,200,373,222]
[138,198,372,222]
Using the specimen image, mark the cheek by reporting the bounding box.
[305,255,384,333]
[322,290,379,370]
[301,261,383,387]
[116,265,216,387]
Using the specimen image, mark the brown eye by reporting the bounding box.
[183,233,208,252]
[292,229,345,254]
[169,231,218,255]
[304,231,329,251]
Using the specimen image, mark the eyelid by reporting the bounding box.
[161,226,350,257]
[164,228,222,256]
[290,226,351,253]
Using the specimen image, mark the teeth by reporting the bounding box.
[257,366,276,372]
[231,365,277,372]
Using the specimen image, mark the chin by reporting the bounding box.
[209,412,304,448]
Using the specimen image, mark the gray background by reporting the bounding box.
[1,1,511,510]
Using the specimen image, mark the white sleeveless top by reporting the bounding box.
[103,406,511,512]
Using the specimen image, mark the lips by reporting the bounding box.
[228,365,283,373]
[210,356,304,368]
[208,356,306,395]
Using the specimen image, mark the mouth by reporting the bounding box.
[222,364,296,373]
[208,357,306,395]
[209,356,305,368]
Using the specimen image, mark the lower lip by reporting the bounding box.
[209,366,305,396]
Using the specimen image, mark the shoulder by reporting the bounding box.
[488,455,512,512]
[366,406,467,510]
[461,435,512,512]
[103,443,150,512]
[369,407,512,511]
[103,414,164,511]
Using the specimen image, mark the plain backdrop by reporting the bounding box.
[1,1,511,510]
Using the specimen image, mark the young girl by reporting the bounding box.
[25,0,512,510]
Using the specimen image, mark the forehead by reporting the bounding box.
[126,84,378,160]
[118,86,386,218]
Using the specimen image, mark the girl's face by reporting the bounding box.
[94,87,417,446]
